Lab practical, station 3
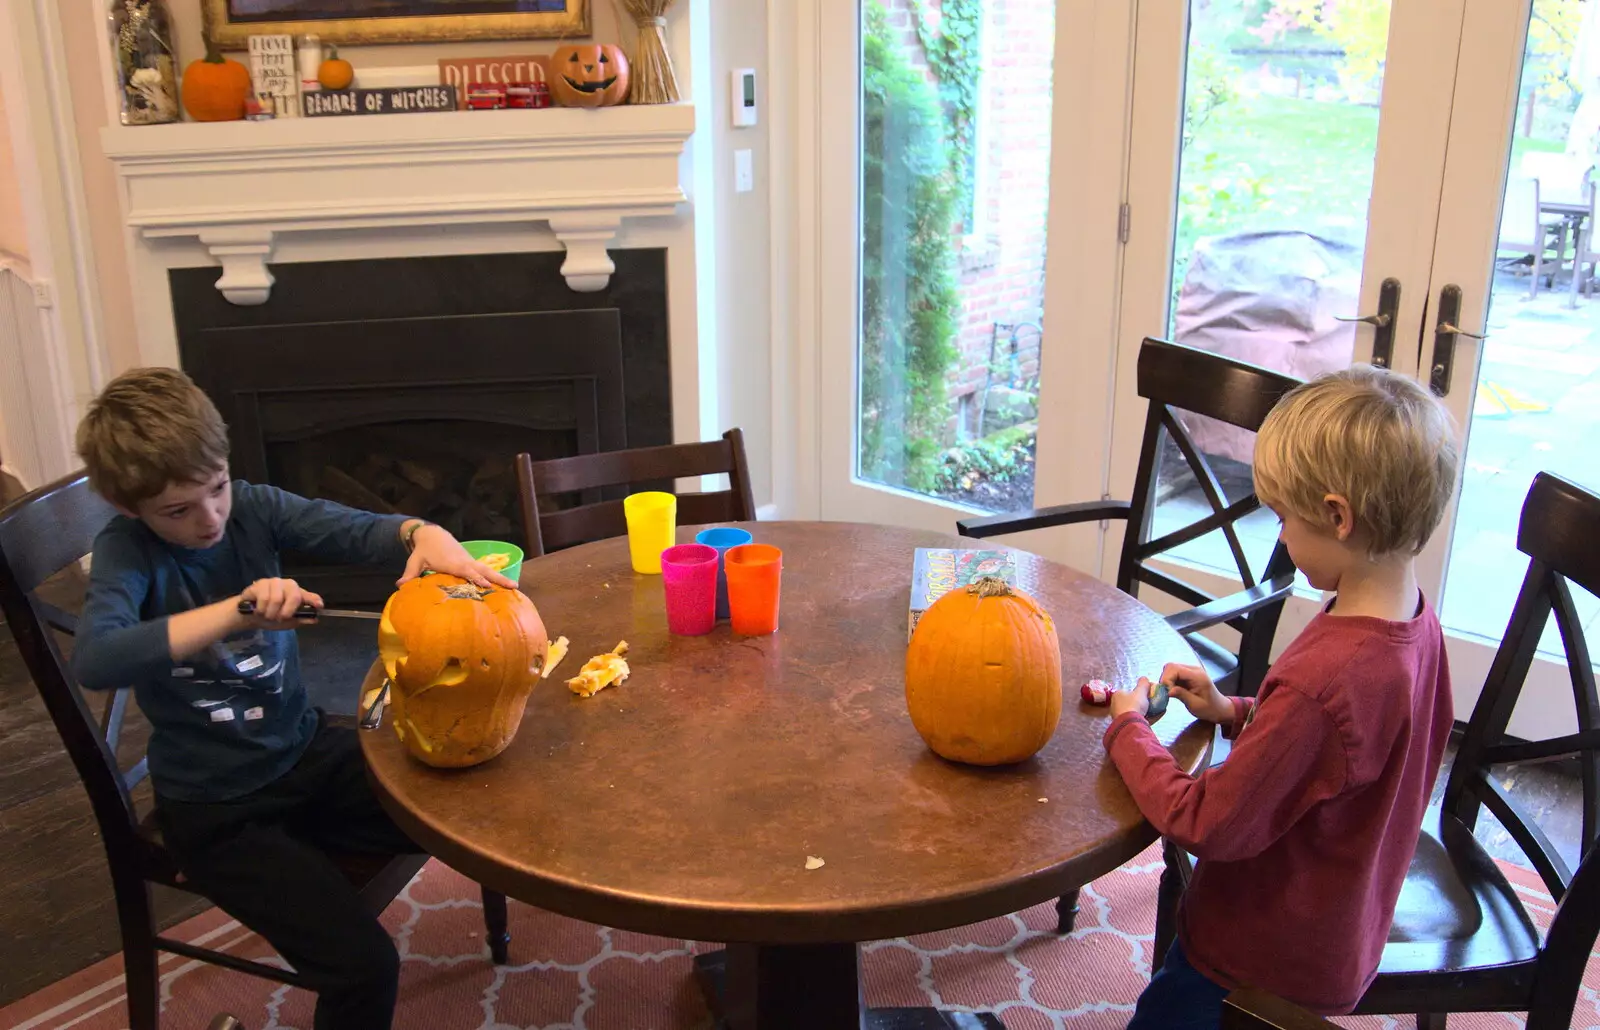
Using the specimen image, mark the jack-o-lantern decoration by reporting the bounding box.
[378,575,549,768]
[549,44,631,108]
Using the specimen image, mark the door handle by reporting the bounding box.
[1429,284,1486,397]
[1335,277,1401,368]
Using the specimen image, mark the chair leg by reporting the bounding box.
[1054,889,1080,934]
[1416,1014,1447,1030]
[481,886,510,964]
[115,874,161,1030]
[1152,840,1185,974]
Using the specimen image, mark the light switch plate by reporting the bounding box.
[735,149,754,193]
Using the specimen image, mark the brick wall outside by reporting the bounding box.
[875,0,1055,443]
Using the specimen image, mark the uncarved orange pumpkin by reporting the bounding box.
[378,575,549,768]
[181,43,252,122]
[318,46,354,90]
[549,44,631,108]
[905,577,1062,765]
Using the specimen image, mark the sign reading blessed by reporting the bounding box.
[303,85,458,118]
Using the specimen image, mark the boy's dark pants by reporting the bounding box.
[156,715,421,1030]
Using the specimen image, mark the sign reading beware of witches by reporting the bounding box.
[303,85,458,117]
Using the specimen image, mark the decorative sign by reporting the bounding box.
[439,55,550,109]
[248,35,299,119]
[303,85,459,117]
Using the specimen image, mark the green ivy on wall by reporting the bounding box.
[860,1,961,491]
[910,0,983,215]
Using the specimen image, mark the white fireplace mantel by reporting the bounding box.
[101,105,695,302]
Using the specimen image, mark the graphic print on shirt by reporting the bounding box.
[180,629,288,727]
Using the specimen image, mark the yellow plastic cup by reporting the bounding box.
[623,491,677,574]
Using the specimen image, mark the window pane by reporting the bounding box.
[858,0,1055,512]
[1151,0,1391,576]
[1440,0,1600,657]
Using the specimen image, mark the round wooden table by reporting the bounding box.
[361,522,1208,1030]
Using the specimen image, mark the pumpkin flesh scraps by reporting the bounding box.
[378,574,548,768]
[567,641,630,698]
[543,636,571,680]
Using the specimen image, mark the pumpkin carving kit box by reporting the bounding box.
[908,548,1015,641]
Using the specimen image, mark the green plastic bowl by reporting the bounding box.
[461,540,524,585]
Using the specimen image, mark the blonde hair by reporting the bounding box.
[76,367,230,508]
[1253,365,1458,557]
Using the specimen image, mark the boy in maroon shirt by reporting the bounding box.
[1106,366,1459,1027]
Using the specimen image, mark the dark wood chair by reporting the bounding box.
[1222,989,1339,1030]
[958,338,1301,935]
[0,473,511,1030]
[514,428,757,557]
[1345,470,1600,1030]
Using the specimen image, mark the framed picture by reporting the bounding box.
[202,0,590,48]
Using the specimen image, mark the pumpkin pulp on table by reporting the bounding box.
[904,577,1063,766]
[378,575,548,768]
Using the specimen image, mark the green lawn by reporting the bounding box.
[1172,92,1569,310]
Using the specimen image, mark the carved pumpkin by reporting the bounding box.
[904,577,1062,766]
[318,46,354,90]
[378,575,549,768]
[549,44,631,108]
[181,42,252,122]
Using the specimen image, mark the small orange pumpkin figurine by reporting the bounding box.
[181,42,252,122]
[549,44,631,108]
[318,45,354,90]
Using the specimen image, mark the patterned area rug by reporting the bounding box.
[2,845,1593,1030]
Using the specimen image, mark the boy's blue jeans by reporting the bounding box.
[1127,939,1232,1030]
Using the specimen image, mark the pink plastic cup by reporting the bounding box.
[660,543,719,636]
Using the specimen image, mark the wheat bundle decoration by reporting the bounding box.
[615,0,680,103]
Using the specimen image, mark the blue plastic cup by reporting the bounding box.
[695,526,754,621]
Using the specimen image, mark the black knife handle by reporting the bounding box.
[237,600,320,620]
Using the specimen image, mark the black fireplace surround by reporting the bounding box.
[175,250,671,605]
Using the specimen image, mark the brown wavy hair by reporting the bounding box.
[76,367,230,508]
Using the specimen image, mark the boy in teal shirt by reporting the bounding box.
[73,367,515,1029]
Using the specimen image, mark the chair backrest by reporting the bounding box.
[0,474,147,856]
[1443,472,1599,963]
[1117,339,1301,687]
[513,428,757,557]
[1498,175,1540,249]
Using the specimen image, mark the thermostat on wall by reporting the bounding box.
[731,68,757,127]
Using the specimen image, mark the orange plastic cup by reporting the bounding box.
[725,543,782,635]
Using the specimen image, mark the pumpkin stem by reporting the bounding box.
[442,583,489,601]
[966,576,1014,599]
[326,45,339,60]
[204,39,226,64]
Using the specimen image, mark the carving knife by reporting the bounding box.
[237,601,382,622]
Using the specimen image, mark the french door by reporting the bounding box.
[808,0,1131,573]
[799,0,1592,736]
[1112,0,1592,739]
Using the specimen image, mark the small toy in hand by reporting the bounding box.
[1081,678,1170,719]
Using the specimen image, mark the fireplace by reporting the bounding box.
[175,250,671,604]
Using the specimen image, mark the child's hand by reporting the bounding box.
[400,524,519,590]
[239,578,323,629]
[1162,662,1234,724]
[1109,678,1154,720]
